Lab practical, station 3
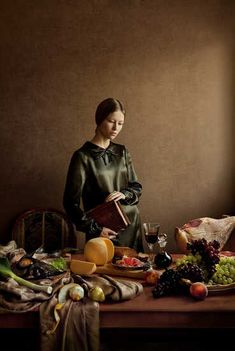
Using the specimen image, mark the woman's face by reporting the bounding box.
[98,111,125,140]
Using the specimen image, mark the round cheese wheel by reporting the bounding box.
[84,238,108,265]
[84,237,115,265]
[100,238,114,262]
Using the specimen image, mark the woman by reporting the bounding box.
[63,98,143,251]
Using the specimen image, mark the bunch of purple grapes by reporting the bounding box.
[152,263,205,298]
[187,238,220,278]
[152,268,181,298]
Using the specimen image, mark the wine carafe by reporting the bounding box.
[154,233,172,269]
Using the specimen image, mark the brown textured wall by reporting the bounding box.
[1,0,235,251]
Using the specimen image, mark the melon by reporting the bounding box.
[84,237,114,265]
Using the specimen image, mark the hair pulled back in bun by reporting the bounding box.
[95,98,125,126]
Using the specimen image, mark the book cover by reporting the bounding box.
[86,200,130,232]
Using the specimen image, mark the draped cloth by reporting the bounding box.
[40,296,100,351]
[39,274,143,351]
[0,242,143,350]
[0,242,71,314]
[73,274,143,302]
[0,272,143,351]
[0,272,71,313]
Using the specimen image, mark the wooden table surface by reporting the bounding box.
[1,280,235,329]
[100,285,235,328]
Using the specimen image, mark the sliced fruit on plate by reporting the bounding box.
[114,256,144,267]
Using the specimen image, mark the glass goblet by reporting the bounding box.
[143,222,160,267]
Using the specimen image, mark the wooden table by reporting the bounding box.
[1,257,235,350]
[1,282,235,329]
[100,287,235,329]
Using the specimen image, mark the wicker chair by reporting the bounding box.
[12,208,75,253]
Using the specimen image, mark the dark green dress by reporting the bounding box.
[63,141,143,251]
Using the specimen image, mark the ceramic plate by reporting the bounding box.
[220,251,235,258]
[207,252,235,292]
[207,282,235,292]
[111,263,144,271]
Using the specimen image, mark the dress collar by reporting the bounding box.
[85,141,122,164]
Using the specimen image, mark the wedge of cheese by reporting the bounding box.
[70,259,96,274]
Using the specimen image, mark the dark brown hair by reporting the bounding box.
[95,98,125,126]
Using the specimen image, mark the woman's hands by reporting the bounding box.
[105,191,125,202]
[100,227,117,239]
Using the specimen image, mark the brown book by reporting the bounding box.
[86,200,130,232]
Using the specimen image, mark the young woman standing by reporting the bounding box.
[63,98,143,251]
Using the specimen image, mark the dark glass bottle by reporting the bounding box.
[154,233,172,269]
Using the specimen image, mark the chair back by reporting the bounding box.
[12,208,75,253]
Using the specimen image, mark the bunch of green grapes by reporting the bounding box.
[175,252,202,267]
[208,257,235,285]
[176,239,220,281]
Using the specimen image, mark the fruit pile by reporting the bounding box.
[152,238,235,300]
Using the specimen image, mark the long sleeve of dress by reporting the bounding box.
[63,151,102,236]
[120,148,142,206]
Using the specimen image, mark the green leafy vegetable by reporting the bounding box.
[0,256,52,294]
[49,257,67,272]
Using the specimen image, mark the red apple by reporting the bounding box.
[190,282,208,300]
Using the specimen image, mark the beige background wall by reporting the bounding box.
[1,0,235,252]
